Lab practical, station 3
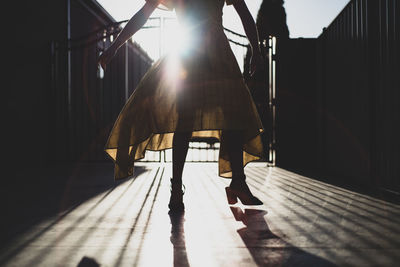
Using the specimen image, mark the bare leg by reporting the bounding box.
[223,130,263,205]
[223,130,245,180]
[168,131,191,212]
[172,131,191,185]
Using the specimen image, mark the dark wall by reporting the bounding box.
[3,1,152,231]
[6,0,153,174]
[317,0,399,191]
[71,0,114,39]
[6,0,67,174]
[51,0,117,163]
[317,2,372,185]
[276,38,318,175]
[276,0,399,193]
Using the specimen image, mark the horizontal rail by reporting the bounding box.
[67,19,248,49]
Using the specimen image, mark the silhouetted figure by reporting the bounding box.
[98,0,264,213]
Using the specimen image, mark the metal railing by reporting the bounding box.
[51,21,153,162]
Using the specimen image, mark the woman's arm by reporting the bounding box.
[232,0,263,75]
[98,1,158,70]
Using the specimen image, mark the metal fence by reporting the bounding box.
[317,0,399,191]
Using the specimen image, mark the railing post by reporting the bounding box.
[67,0,73,160]
[267,36,277,166]
[125,43,129,102]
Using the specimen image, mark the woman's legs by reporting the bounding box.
[172,131,191,185]
[169,131,191,211]
[171,129,261,207]
[223,130,245,180]
[223,130,263,205]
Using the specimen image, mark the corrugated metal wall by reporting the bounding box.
[317,0,399,191]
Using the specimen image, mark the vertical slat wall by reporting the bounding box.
[317,0,399,191]
[373,0,400,192]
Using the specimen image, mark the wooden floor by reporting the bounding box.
[1,163,400,266]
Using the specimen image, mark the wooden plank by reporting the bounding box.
[1,163,399,266]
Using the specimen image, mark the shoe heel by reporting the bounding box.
[225,187,238,205]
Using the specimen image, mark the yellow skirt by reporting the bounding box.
[105,26,264,180]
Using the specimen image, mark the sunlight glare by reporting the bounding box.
[163,21,192,85]
[164,21,192,55]
[165,54,187,86]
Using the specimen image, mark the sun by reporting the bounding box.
[163,19,191,55]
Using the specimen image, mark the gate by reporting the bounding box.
[245,36,277,166]
[265,36,277,166]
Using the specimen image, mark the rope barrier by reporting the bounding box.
[64,19,248,51]
[69,19,247,41]
[223,27,247,38]
[227,38,248,47]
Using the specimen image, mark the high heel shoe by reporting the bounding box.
[168,178,185,212]
[225,177,263,205]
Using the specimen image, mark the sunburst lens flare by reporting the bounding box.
[164,22,192,56]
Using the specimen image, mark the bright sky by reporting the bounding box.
[96,0,350,62]
[284,0,350,38]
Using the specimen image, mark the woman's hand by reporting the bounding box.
[98,46,116,71]
[249,49,264,77]
[96,2,157,72]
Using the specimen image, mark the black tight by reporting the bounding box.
[172,130,245,184]
[223,130,245,179]
[172,131,191,187]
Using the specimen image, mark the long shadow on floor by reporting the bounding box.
[279,167,400,205]
[1,163,147,246]
[169,211,190,267]
[230,207,337,267]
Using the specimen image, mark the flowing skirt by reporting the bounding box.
[105,24,264,180]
